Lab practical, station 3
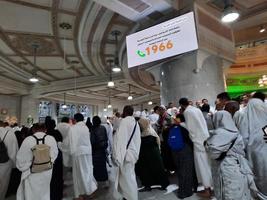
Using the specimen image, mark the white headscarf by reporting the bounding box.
[239,98,267,147]
[206,111,258,196]
[213,110,238,133]
[206,111,240,160]
[236,98,267,196]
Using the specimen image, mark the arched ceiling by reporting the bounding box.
[0,0,172,105]
[0,0,267,104]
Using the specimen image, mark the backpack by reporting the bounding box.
[31,134,52,173]
[168,126,185,151]
[0,131,9,163]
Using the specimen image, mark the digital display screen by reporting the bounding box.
[126,12,198,68]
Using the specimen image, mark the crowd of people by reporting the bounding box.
[0,91,267,200]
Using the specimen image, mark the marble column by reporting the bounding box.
[160,50,226,106]
[20,95,39,126]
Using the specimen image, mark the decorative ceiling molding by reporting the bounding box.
[11,35,57,55]
[2,0,77,16]
[51,0,71,72]
[89,6,111,74]
[32,73,125,97]
[0,27,57,81]
[0,74,29,95]
[74,0,96,76]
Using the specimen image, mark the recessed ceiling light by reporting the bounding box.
[148,101,153,105]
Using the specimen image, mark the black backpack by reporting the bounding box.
[0,131,9,163]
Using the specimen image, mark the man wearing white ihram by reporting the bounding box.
[66,113,97,199]
[16,123,58,200]
[179,98,213,198]
[113,105,141,200]
[0,121,18,200]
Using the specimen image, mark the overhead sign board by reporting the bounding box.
[126,12,198,68]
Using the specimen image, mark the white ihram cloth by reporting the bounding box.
[101,117,113,155]
[233,109,246,131]
[113,116,141,200]
[183,105,212,187]
[57,122,71,167]
[113,117,121,133]
[67,121,97,198]
[206,111,257,200]
[16,132,58,200]
[237,99,267,198]
[0,127,18,200]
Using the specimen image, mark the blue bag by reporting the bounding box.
[168,126,185,151]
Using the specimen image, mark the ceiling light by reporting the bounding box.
[61,93,68,109]
[29,44,39,83]
[107,90,112,108]
[127,84,133,100]
[62,104,68,109]
[128,95,133,100]
[107,59,115,87]
[148,92,153,105]
[221,6,239,23]
[29,76,39,83]
[107,81,115,87]
[103,108,107,112]
[112,66,121,72]
[111,30,122,73]
[260,26,266,33]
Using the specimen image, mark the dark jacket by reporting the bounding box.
[91,125,108,152]
[90,125,108,181]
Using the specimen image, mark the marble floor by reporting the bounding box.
[60,181,209,200]
[60,182,212,200]
[6,173,214,200]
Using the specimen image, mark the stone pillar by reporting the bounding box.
[20,95,39,126]
[158,2,236,106]
[160,50,226,106]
